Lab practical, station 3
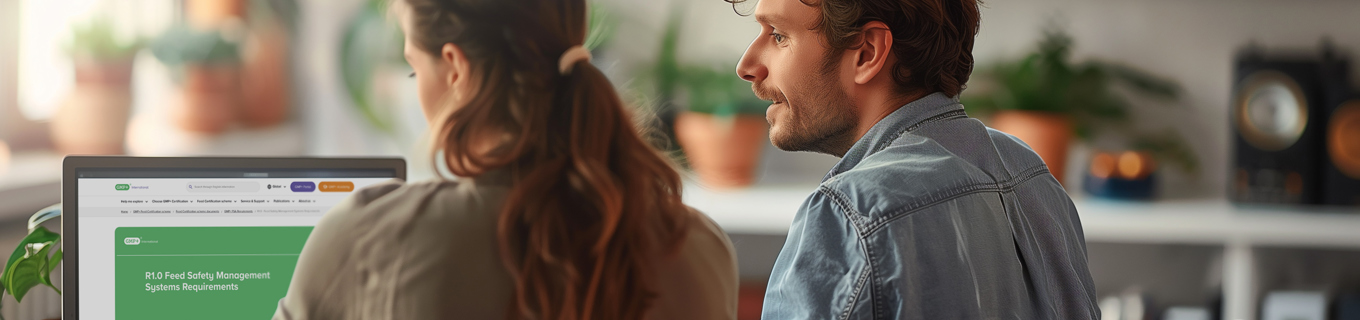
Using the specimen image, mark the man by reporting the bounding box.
[728,0,1099,318]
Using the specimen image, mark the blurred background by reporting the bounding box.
[1,0,1359,319]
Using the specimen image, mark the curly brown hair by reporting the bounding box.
[728,0,982,97]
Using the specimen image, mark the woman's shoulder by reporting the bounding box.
[319,177,511,236]
[648,207,740,320]
[676,207,737,262]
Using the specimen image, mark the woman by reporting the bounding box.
[272,0,739,319]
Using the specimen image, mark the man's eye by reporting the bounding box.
[770,32,787,44]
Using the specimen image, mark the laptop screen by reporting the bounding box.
[75,168,398,319]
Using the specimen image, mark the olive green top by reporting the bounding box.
[273,173,739,320]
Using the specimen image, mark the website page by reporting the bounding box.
[77,173,395,320]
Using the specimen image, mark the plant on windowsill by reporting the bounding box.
[150,26,243,134]
[960,28,1199,184]
[50,16,144,155]
[0,205,64,320]
[633,4,769,189]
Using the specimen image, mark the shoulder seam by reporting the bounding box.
[838,264,873,320]
[820,187,868,229]
[858,164,1050,236]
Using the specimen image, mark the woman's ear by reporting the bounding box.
[441,43,470,87]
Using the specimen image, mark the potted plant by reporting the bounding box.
[151,27,243,134]
[50,16,143,155]
[239,0,299,128]
[673,65,769,189]
[635,6,768,189]
[961,29,1195,183]
[0,205,63,320]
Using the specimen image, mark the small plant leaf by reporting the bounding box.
[2,226,60,302]
[41,249,62,294]
[5,227,58,274]
[5,242,54,302]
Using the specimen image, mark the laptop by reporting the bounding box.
[61,156,406,320]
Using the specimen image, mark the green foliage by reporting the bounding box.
[66,16,143,61]
[149,27,241,67]
[340,0,405,134]
[1131,130,1201,175]
[634,3,765,116]
[0,226,62,317]
[962,29,1199,174]
[679,65,767,117]
[962,30,1180,133]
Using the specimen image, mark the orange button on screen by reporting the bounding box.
[318,181,355,192]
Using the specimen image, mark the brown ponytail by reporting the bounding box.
[401,0,691,319]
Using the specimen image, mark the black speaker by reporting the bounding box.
[1230,48,1327,205]
[1321,48,1360,206]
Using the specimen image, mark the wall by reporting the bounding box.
[1,0,17,138]
[596,0,1360,197]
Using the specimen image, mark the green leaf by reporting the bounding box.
[149,27,240,67]
[5,242,54,302]
[67,15,143,61]
[41,249,62,294]
[3,227,60,302]
[1099,62,1181,99]
[1132,130,1201,175]
[5,227,58,273]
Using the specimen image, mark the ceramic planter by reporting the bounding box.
[675,112,768,189]
[50,60,135,154]
[172,64,241,134]
[240,27,292,128]
[187,0,247,29]
[989,110,1074,184]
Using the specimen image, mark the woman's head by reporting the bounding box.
[396,0,586,128]
[394,1,691,319]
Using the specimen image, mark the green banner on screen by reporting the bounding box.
[115,227,313,320]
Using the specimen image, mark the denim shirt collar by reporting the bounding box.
[824,92,966,181]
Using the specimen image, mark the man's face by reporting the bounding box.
[737,0,857,154]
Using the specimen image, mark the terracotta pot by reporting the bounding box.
[675,112,768,189]
[240,27,292,128]
[50,61,134,155]
[172,64,241,134]
[989,110,1074,184]
[187,0,247,29]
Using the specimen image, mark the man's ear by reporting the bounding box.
[440,43,470,87]
[852,21,893,85]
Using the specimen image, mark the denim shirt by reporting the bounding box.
[762,93,1099,319]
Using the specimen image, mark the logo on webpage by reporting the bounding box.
[124,237,141,245]
[115,184,131,191]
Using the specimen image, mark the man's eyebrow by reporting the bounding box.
[755,13,788,27]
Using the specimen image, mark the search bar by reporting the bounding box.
[185,182,261,192]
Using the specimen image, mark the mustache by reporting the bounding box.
[750,83,784,103]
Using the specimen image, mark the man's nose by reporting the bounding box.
[736,41,767,83]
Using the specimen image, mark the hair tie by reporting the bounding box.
[558,45,592,75]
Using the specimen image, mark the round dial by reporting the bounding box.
[1236,72,1309,151]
